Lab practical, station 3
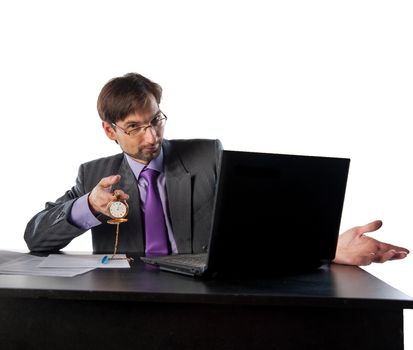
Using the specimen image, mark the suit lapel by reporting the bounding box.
[163,140,192,253]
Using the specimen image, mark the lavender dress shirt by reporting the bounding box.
[70,149,178,253]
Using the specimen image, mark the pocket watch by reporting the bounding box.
[105,194,132,262]
[107,195,129,224]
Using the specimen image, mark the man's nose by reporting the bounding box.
[142,125,157,142]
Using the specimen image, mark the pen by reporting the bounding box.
[101,255,109,264]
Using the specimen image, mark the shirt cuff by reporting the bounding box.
[70,194,102,230]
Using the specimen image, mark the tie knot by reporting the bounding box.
[140,168,160,183]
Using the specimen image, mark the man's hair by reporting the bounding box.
[97,73,163,123]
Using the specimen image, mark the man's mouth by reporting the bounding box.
[143,145,158,152]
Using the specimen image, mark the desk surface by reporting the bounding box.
[0,252,412,310]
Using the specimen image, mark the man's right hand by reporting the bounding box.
[88,175,129,216]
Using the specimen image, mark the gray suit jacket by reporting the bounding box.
[24,139,222,254]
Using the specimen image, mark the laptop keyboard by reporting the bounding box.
[154,253,207,267]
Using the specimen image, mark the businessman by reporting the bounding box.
[24,73,409,265]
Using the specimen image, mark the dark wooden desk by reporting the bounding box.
[0,255,412,350]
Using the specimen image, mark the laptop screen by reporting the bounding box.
[206,150,350,275]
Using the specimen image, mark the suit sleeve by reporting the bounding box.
[24,164,99,252]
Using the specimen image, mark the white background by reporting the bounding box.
[0,0,412,346]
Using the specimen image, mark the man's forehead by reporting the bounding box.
[123,107,160,123]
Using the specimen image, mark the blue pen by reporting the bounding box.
[101,255,109,264]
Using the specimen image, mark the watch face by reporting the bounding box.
[109,201,128,218]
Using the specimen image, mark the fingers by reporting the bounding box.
[371,250,397,263]
[112,188,129,201]
[357,220,383,236]
[336,219,410,266]
[99,175,121,191]
[371,249,408,263]
[360,220,410,258]
[88,175,129,215]
[369,248,409,264]
[355,250,403,266]
[363,235,409,263]
[101,175,129,200]
[391,251,409,260]
[378,241,410,255]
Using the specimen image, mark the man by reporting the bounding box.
[24,73,409,265]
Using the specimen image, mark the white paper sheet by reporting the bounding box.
[0,251,130,277]
[0,254,95,277]
[38,254,131,269]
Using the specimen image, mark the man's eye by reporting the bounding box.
[127,123,140,130]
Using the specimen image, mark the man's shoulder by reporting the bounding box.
[166,138,222,154]
[164,139,222,171]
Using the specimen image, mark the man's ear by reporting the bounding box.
[102,121,118,141]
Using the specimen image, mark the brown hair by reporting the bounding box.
[97,73,163,123]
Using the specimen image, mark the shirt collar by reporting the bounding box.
[125,147,164,180]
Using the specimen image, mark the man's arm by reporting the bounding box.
[25,163,94,252]
[333,220,410,265]
[24,163,92,252]
[24,190,88,252]
[24,163,130,252]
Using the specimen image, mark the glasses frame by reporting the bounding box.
[111,111,167,137]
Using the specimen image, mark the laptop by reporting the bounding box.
[141,150,350,277]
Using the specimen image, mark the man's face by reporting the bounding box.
[102,95,165,164]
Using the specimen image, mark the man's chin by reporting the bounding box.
[135,147,161,164]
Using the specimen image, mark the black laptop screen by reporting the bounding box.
[207,150,350,274]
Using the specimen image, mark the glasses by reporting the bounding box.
[111,111,167,137]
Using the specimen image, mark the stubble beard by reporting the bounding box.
[133,140,162,164]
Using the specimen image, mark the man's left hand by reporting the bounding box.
[333,220,409,266]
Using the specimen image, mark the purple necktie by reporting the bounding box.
[140,168,169,256]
